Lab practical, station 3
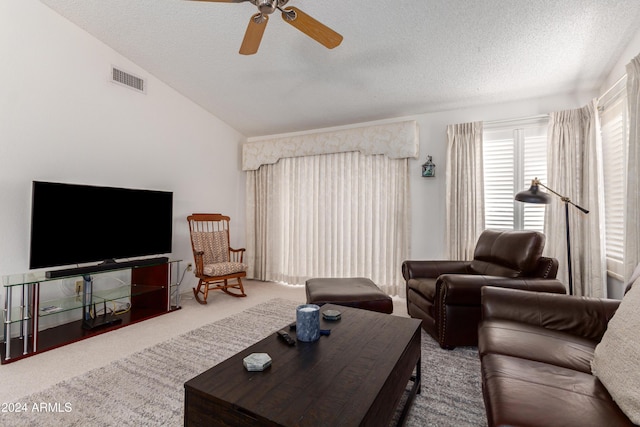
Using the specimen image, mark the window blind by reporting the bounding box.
[522,132,547,231]
[600,94,628,279]
[483,131,514,229]
[483,118,548,232]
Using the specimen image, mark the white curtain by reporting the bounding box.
[445,122,485,260]
[624,53,640,285]
[245,151,410,296]
[545,100,606,297]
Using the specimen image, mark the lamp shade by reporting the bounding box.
[514,181,551,204]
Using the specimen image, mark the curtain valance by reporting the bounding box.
[242,120,419,171]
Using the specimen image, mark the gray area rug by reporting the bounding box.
[1,298,487,426]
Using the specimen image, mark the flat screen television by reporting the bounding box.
[29,181,173,272]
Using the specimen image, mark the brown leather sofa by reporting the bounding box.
[402,229,566,349]
[479,286,636,427]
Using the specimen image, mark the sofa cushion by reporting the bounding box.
[203,261,247,276]
[482,354,634,427]
[479,319,597,373]
[591,284,640,424]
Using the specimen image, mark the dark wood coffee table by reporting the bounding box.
[184,304,422,426]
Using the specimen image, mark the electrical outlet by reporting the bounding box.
[75,280,83,295]
[187,263,193,272]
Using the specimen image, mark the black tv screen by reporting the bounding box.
[29,181,173,270]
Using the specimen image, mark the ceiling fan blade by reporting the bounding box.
[239,14,269,55]
[281,7,343,49]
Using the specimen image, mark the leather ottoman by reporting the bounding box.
[305,277,393,314]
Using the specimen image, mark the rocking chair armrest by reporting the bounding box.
[229,247,246,263]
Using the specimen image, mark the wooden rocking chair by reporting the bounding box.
[187,213,247,304]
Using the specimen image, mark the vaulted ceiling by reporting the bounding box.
[39,0,640,137]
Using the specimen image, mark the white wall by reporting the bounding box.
[0,0,246,301]
[600,24,640,93]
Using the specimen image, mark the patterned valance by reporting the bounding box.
[242,120,419,171]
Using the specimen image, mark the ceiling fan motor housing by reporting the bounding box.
[256,0,278,15]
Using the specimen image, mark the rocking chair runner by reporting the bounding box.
[187,213,247,304]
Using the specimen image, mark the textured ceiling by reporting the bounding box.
[39,0,640,137]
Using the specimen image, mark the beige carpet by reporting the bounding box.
[0,298,486,426]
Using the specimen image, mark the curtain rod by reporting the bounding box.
[597,74,627,102]
[484,114,549,127]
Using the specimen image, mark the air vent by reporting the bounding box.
[111,66,146,93]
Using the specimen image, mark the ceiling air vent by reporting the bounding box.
[111,66,146,93]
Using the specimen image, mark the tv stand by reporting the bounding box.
[2,259,181,364]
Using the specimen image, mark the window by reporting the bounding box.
[483,117,548,232]
[600,81,628,280]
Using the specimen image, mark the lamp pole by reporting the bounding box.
[563,201,573,295]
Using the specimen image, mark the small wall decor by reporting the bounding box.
[421,155,436,177]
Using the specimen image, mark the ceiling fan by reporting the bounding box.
[189,0,343,55]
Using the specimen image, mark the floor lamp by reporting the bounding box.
[514,178,589,295]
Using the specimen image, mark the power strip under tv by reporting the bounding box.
[82,300,123,331]
[82,315,122,331]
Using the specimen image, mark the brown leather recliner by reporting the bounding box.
[402,229,567,349]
